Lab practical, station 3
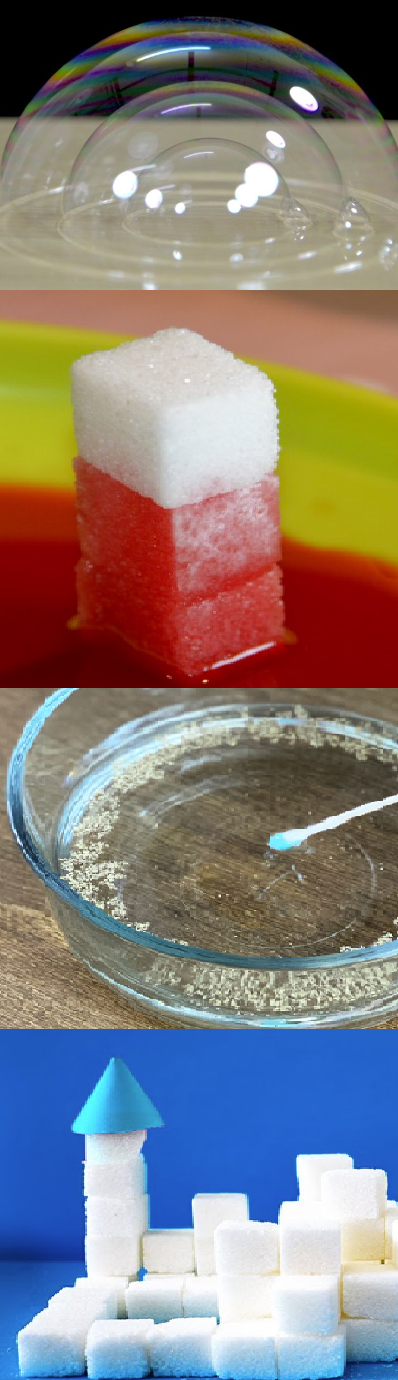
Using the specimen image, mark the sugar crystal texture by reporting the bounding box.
[340,1217,385,1263]
[276,1328,346,1380]
[17,1295,110,1380]
[342,1268,398,1318]
[72,328,284,677]
[193,1195,249,1235]
[321,1169,387,1221]
[273,1276,340,1336]
[126,1277,184,1324]
[84,1158,147,1200]
[86,1195,148,1238]
[280,1215,341,1276]
[47,1288,115,1321]
[183,1276,219,1319]
[86,1318,154,1379]
[212,1321,277,1380]
[218,1274,277,1322]
[71,331,278,509]
[86,1235,142,1278]
[142,1229,195,1275]
[384,1203,398,1259]
[85,1133,146,1165]
[148,1317,217,1378]
[345,1318,398,1362]
[75,1276,128,1318]
[215,1221,279,1276]
[297,1157,353,1204]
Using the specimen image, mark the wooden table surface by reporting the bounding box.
[2,686,398,1030]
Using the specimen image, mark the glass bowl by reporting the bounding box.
[1,19,398,288]
[7,688,398,1027]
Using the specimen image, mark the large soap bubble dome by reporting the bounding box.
[1,17,398,287]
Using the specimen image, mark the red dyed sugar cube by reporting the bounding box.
[71,329,284,675]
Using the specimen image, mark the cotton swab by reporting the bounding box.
[269,790,398,851]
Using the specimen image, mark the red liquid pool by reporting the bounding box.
[1,488,398,687]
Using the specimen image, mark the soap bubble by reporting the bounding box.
[1,18,397,285]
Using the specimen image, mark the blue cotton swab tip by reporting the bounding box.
[269,828,306,851]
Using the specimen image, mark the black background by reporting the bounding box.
[1,10,395,120]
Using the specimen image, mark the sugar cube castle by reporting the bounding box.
[72,329,285,677]
[18,1058,398,1380]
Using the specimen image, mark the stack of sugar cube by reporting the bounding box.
[18,1157,398,1380]
[72,329,284,678]
[84,1129,149,1282]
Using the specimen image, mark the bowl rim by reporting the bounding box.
[7,686,398,974]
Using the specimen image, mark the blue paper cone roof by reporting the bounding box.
[72,1057,163,1134]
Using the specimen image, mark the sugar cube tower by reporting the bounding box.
[71,329,284,677]
[18,1060,398,1380]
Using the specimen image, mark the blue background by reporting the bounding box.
[1,1029,398,1261]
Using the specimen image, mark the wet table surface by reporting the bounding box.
[2,687,398,1030]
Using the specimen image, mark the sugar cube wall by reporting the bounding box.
[86,1319,154,1380]
[72,330,278,509]
[342,1268,398,1318]
[143,1229,195,1275]
[212,1321,277,1380]
[84,1156,147,1199]
[321,1168,387,1221]
[297,1158,353,1204]
[218,1274,277,1322]
[126,1277,184,1324]
[148,1317,217,1378]
[215,1221,279,1276]
[193,1194,249,1278]
[85,1132,146,1164]
[273,1276,340,1336]
[276,1329,346,1380]
[385,1203,398,1259]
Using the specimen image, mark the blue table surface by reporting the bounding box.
[2,1262,398,1380]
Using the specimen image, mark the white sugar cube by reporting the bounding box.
[345,1319,398,1363]
[279,1202,324,1224]
[72,331,278,510]
[18,1309,87,1377]
[148,1317,217,1377]
[273,1276,340,1336]
[183,1276,219,1320]
[391,1220,398,1267]
[212,1321,277,1380]
[47,1287,115,1321]
[193,1195,249,1236]
[143,1229,195,1274]
[342,1267,398,1318]
[321,1168,386,1221]
[126,1277,184,1323]
[75,1276,129,1318]
[218,1274,277,1322]
[195,1238,217,1276]
[340,1216,385,1263]
[84,1158,147,1199]
[86,1319,154,1379]
[86,1234,141,1277]
[280,1215,341,1276]
[215,1221,278,1276]
[277,1328,345,1380]
[85,1133,146,1164]
[86,1195,148,1238]
[297,1156,353,1203]
[385,1203,398,1259]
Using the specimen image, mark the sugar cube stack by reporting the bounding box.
[18,1151,398,1379]
[84,1132,148,1280]
[72,329,284,677]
